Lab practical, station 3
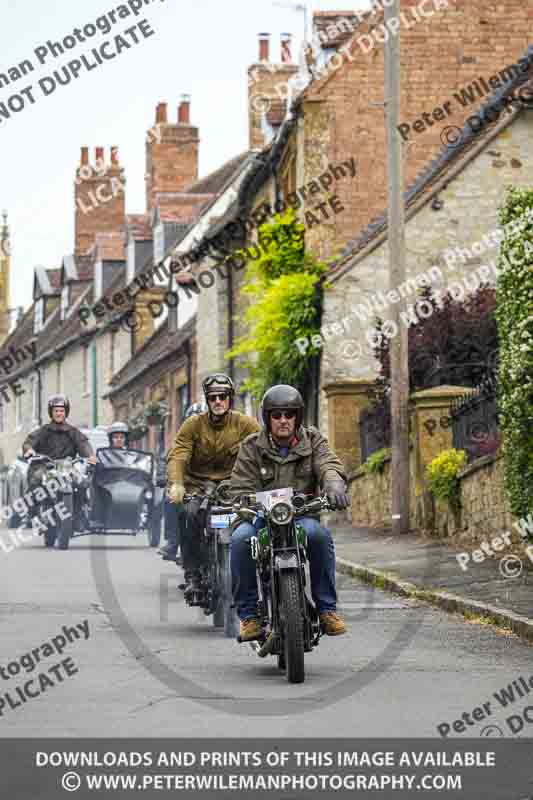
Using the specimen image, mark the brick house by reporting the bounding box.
[173,5,533,435]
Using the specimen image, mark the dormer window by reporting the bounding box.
[34,298,44,334]
[127,239,136,283]
[60,285,70,320]
[154,223,165,264]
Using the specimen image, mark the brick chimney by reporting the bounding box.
[145,98,199,213]
[281,33,292,63]
[74,146,126,256]
[248,33,299,150]
[259,33,270,62]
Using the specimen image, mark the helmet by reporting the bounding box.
[202,373,235,401]
[261,385,304,429]
[184,401,207,419]
[48,394,70,420]
[108,421,129,447]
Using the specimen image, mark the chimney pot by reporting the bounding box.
[259,33,270,62]
[110,146,119,165]
[95,146,104,164]
[178,94,191,124]
[281,33,292,63]
[155,102,168,124]
[80,146,89,166]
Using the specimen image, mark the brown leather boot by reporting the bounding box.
[320,611,347,636]
[239,618,262,641]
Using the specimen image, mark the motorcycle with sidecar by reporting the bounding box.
[87,447,161,546]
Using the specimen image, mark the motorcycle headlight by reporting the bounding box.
[145,490,153,500]
[270,500,293,525]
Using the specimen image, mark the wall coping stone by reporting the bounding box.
[410,384,474,410]
[323,379,375,398]
[458,452,501,480]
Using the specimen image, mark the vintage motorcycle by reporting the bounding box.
[88,447,160,546]
[27,454,92,549]
[231,490,332,684]
[183,482,238,638]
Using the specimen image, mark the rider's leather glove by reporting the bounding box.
[324,479,350,510]
[167,483,185,504]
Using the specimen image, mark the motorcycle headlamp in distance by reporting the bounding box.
[270,500,293,525]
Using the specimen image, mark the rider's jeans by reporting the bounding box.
[230,516,338,620]
[164,500,185,556]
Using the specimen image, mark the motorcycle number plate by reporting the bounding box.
[210,514,237,528]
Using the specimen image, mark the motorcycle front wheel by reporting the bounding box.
[57,494,74,550]
[279,571,305,684]
[212,540,225,629]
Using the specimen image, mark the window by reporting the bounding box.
[60,285,70,321]
[127,239,136,283]
[82,347,90,395]
[15,390,22,431]
[0,400,5,433]
[154,223,165,264]
[34,298,44,334]
[110,331,121,376]
[178,383,189,424]
[31,375,39,426]
[94,260,103,300]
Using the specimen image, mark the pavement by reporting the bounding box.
[331,522,533,642]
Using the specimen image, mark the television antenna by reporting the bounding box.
[272,1,309,42]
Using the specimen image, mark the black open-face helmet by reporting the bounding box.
[261,385,304,430]
[108,421,129,447]
[48,394,70,420]
[202,373,235,406]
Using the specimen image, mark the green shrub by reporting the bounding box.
[495,187,533,516]
[227,208,327,399]
[362,448,391,475]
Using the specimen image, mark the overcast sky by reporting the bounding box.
[1,0,367,313]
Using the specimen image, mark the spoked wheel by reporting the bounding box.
[57,494,73,550]
[149,508,162,548]
[279,571,305,684]
[221,544,238,638]
[212,538,224,628]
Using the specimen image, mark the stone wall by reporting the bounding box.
[348,447,531,560]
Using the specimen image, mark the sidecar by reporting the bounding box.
[88,448,160,545]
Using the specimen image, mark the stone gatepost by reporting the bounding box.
[322,379,375,474]
[410,384,473,530]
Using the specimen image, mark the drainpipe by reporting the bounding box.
[227,262,234,383]
[91,339,98,426]
[185,338,192,408]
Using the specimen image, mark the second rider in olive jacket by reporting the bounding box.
[166,374,260,595]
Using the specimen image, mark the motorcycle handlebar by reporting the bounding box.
[229,494,332,518]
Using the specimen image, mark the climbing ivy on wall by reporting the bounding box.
[495,187,533,516]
